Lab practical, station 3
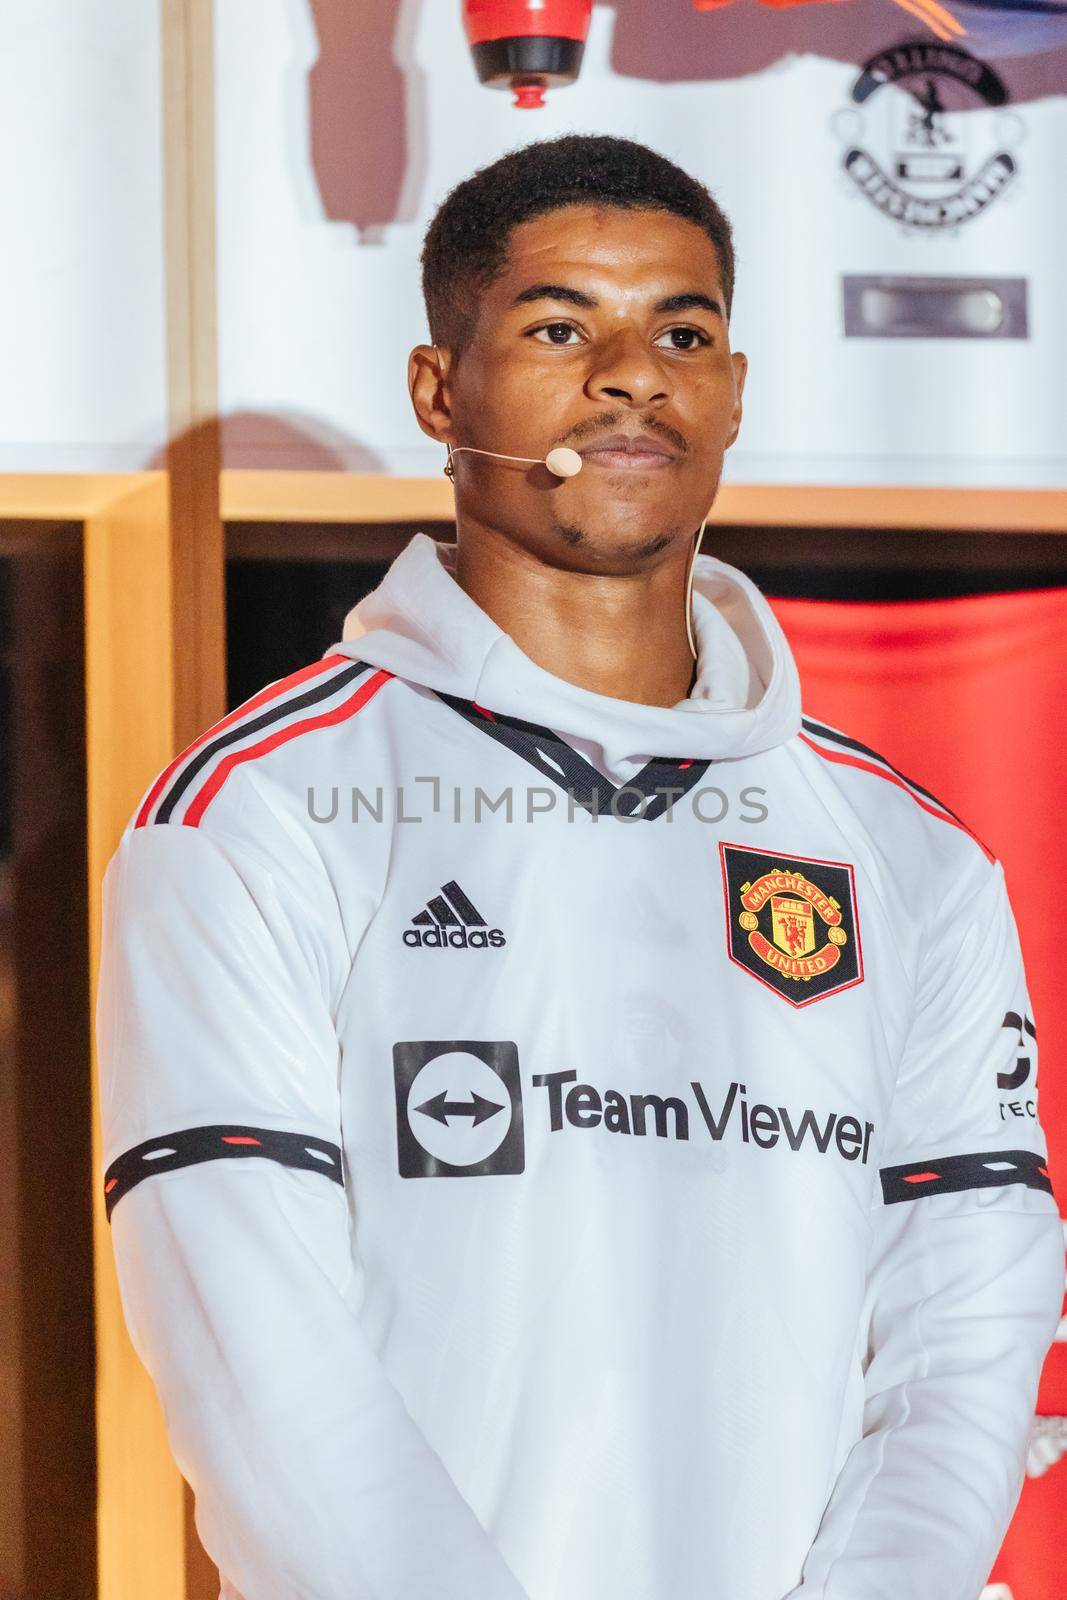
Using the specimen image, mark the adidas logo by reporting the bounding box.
[403,880,506,949]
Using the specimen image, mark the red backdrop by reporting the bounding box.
[770,587,1067,1599]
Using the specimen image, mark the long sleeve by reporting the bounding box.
[784,859,1065,1600]
[96,811,529,1600]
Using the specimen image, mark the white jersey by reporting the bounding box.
[97,533,1064,1600]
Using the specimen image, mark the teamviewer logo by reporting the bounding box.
[393,1040,525,1178]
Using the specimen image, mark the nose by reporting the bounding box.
[583,325,672,409]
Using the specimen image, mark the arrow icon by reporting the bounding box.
[413,1090,505,1128]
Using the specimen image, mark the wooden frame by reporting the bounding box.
[220,471,1067,532]
[82,475,191,1600]
[1,465,1064,1600]
[0,471,223,1600]
[9,472,1066,534]
[0,476,179,1600]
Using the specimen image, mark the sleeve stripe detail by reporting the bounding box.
[103,1125,344,1221]
[797,731,996,863]
[135,654,357,827]
[880,1148,1053,1205]
[181,667,391,828]
[801,715,961,817]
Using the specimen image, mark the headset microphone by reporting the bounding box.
[431,346,706,662]
[444,442,583,479]
[446,439,706,660]
[431,347,582,480]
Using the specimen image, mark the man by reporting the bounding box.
[98,135,1063,1600]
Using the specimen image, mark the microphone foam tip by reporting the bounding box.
[544,446,583,478]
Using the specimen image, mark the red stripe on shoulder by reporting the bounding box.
[797,732,996,863]
[181,668,392,827]
[134,654,352,828]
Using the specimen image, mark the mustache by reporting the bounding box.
[560,414,689,456]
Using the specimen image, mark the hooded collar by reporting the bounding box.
[332,533,800,773]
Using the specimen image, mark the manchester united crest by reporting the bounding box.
[719,843,864,1008]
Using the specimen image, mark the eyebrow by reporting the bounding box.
[510,283,725,319]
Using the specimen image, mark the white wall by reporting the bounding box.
[0,2,167,472]
[4,0,1066,487]
[212,0,1067,489]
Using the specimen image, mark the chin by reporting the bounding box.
[548,519,681,569]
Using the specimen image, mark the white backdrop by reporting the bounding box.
[213,0,1067,487]
[4,0,1066,487]
[0,1,167,472]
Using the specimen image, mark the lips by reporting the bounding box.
[577,432,680,470]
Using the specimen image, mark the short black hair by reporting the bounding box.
[420,133,736,359]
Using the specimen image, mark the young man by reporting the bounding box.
[98,135,1063,1600]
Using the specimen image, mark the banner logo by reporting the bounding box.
[837,43,1022,230]
[720,843,863,1007]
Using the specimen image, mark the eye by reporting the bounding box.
[529,322,582,345]
[654,326,711,351]
[531,323,713,352]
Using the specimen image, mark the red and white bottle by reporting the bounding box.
[462,0,595,108]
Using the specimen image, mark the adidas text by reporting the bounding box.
[403,926,506,949]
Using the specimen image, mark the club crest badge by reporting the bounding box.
[719,843,864,1008]
[833,43,1023,232]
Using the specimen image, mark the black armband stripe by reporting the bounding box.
[880,1148,1053,1206]
[103,1125,344,1221]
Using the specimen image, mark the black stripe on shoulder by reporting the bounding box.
[154,660,373,824]
[801,716,971,828]
[103,1125,344,1221]
[880,1148,1052,1206]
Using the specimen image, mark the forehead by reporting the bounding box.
[487,203,725,303]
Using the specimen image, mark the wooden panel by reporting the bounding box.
[0,478,158,521]
[162,0,226,758]
[6,472,1064,535]
[84,477,187,1600]
[221,470,1067,532]
[222,469,456,525]
[82,0,229,1586]
[0,526,96,1600]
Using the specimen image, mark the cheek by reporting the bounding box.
[685,375,738,438]
[460,365,540,444]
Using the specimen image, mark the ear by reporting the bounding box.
[724,350,747,451]
[408,344,456,446]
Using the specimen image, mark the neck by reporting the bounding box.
[453,520,698,708]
